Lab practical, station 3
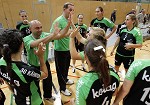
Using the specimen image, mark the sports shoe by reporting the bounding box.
[44,96,56,103]
[82,64,86,71]
[61,89,72,96]
[72,67,76,73]
[66,79,74,85]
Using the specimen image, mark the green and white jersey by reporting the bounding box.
[0,58,43,105]
[90,17,115,32]
[74,23,87,38]
[123,59,150,105]
[79,51,85,60]
[116,27,143,57]
[23,32,50,66]
[50,15,70,51]
[76,68,120,105]
[74,23,87,46]
[16,22,31,38]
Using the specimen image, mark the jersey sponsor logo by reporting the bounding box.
[21,68,40,78]
[126,61,142,78]
[142,70,150,82]
[92,82,117,99]
[27,71,40,78]
[76,80,84,104]
[0,69,10,81]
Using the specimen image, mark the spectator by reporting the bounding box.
[110,9,117,23]
[136,9,146,24]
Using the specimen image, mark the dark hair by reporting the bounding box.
[0,29,23,80]
[97,6,104,12]
[63,2,74,9]
[19,10,26,15]
[77,14,84,18]
[84,39,110,87]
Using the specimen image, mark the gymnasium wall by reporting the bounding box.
[0,0,149,32]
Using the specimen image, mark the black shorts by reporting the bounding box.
[0,89,5,105]
[75,43,84,52]
[115,53,134,69]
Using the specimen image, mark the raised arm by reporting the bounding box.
[70,27,83,60]
[75,32,87,45]
[56,13,72,38]
[34,42,48,80]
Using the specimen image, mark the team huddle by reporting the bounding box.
[0,1,149,105]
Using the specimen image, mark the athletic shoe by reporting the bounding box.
[61,89,72,96]
[66,79,74,85]
[44,96,56,103]
[72,67,76,73]
[82,64,86,71]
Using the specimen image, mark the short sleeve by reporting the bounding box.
[135,28,143,44]
[125,60,139,81]
[90,18,95,27]
[79,51,85,60]
[76,79,86,105]
[105,18,115,28]
[23,37,34,51]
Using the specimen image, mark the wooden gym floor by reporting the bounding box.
[1,38,150,105]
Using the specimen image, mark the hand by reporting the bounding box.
[34,42,46,57]
[124,43,133,50]
[68,13,73,26]
[110,50,114,56]
[70,26,80,38]
[23,20,29,24]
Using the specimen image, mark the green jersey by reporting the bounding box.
[76,68,120,105]
[50,15,69,51]
[74,23,87,38]
[90,17,115,32]
[23,32,50,66]
[16,22,31,38]
[124,59,150,105]
[79,51,85,60]
[0,58,43,105]
[116,27,143,57]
